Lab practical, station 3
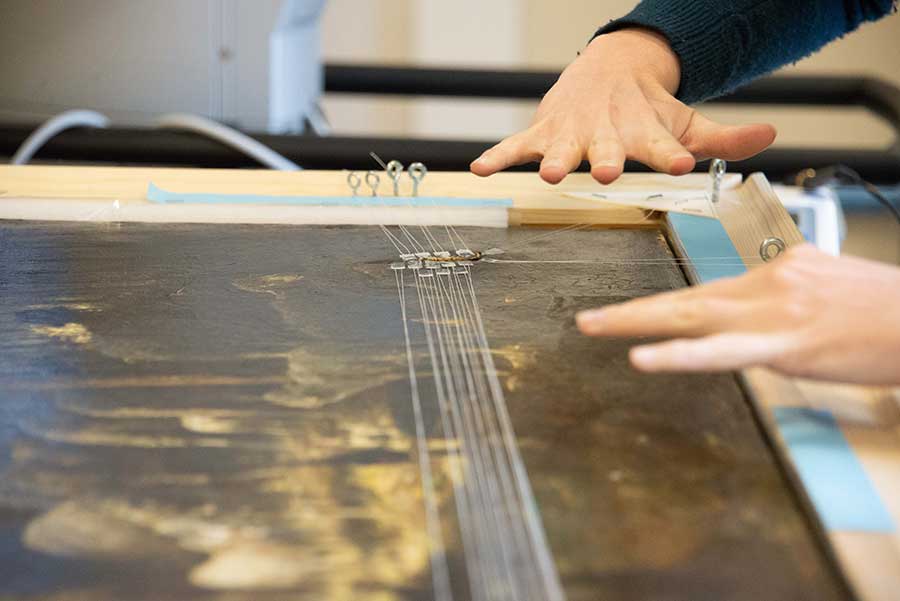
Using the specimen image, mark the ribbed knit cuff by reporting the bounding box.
[593,3,746,104]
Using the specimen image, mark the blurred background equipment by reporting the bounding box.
[0,0,898,263]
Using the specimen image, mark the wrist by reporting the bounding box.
[584,28,681,95]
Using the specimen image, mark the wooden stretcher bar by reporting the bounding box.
[0,165,737,226]
[666,173,900,601]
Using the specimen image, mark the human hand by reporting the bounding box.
[470,28,777,185]
[576,244,900,385]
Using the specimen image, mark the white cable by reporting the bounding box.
[10,109,110,165]
[155,113,301,171]
[307,102,332,136]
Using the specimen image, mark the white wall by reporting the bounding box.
[0,0,898,148]
[0,0,280,129]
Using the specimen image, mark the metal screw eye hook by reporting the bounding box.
[386,160,404,196]
[710,158,727,204]
[711,158,727,178]
[760,237,787,262]
[408,162,428,197]
[346,171,362,196]
[366,171,381,197]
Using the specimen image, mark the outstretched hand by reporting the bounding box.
[470,28,777,184]
[576,245,900,386]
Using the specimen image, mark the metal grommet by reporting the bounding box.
[760,237,787,262]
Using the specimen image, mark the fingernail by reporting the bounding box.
[542,160,563,170]
[472,154,487,164]
[595,161,619,168]
[630,346,656,366]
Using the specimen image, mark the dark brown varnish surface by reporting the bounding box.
[0,222,844,601]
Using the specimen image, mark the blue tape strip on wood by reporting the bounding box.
[666,213,747,282]
[669,212,895,534]
[147,183,513,209]
[773,407,895,532]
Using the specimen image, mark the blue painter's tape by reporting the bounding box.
[667,213,747,283]
[670,213,894,533]
[147,182,513,209]
[774,407,895,532]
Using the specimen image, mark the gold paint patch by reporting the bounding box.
[190,543,332,590]
[180,415,238,434]
[265,347,404,410]
[31,323,93,345]
[232,274,303,299]
[27,302,102,312]
[2,374,288,391]
[23,502,168,559]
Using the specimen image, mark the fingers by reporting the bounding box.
[470,130,543,177]
[682,112,776,161]
[473,122,626,185]
[576,266,793,374]
[629,333,786,372]
[543,120,628,184]
[472,100,774,180]
[540,138,584,184]
[587,137,626,184]
[576,284,745,338]
[626,120,696,175]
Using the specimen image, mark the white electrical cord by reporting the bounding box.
[307,103,332,136]
[155,113,301,171]
[10,109,110,165]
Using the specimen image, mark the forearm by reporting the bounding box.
[595,0,896,104]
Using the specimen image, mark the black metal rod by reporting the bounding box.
[2,70,898,182]
[324,64,558,100]
[324,65,900,140]
[716,76,900,141]
[2,125,898,184]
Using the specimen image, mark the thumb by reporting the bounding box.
[682,112,777,161]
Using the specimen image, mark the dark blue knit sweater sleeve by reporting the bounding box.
[594,0,896,104]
